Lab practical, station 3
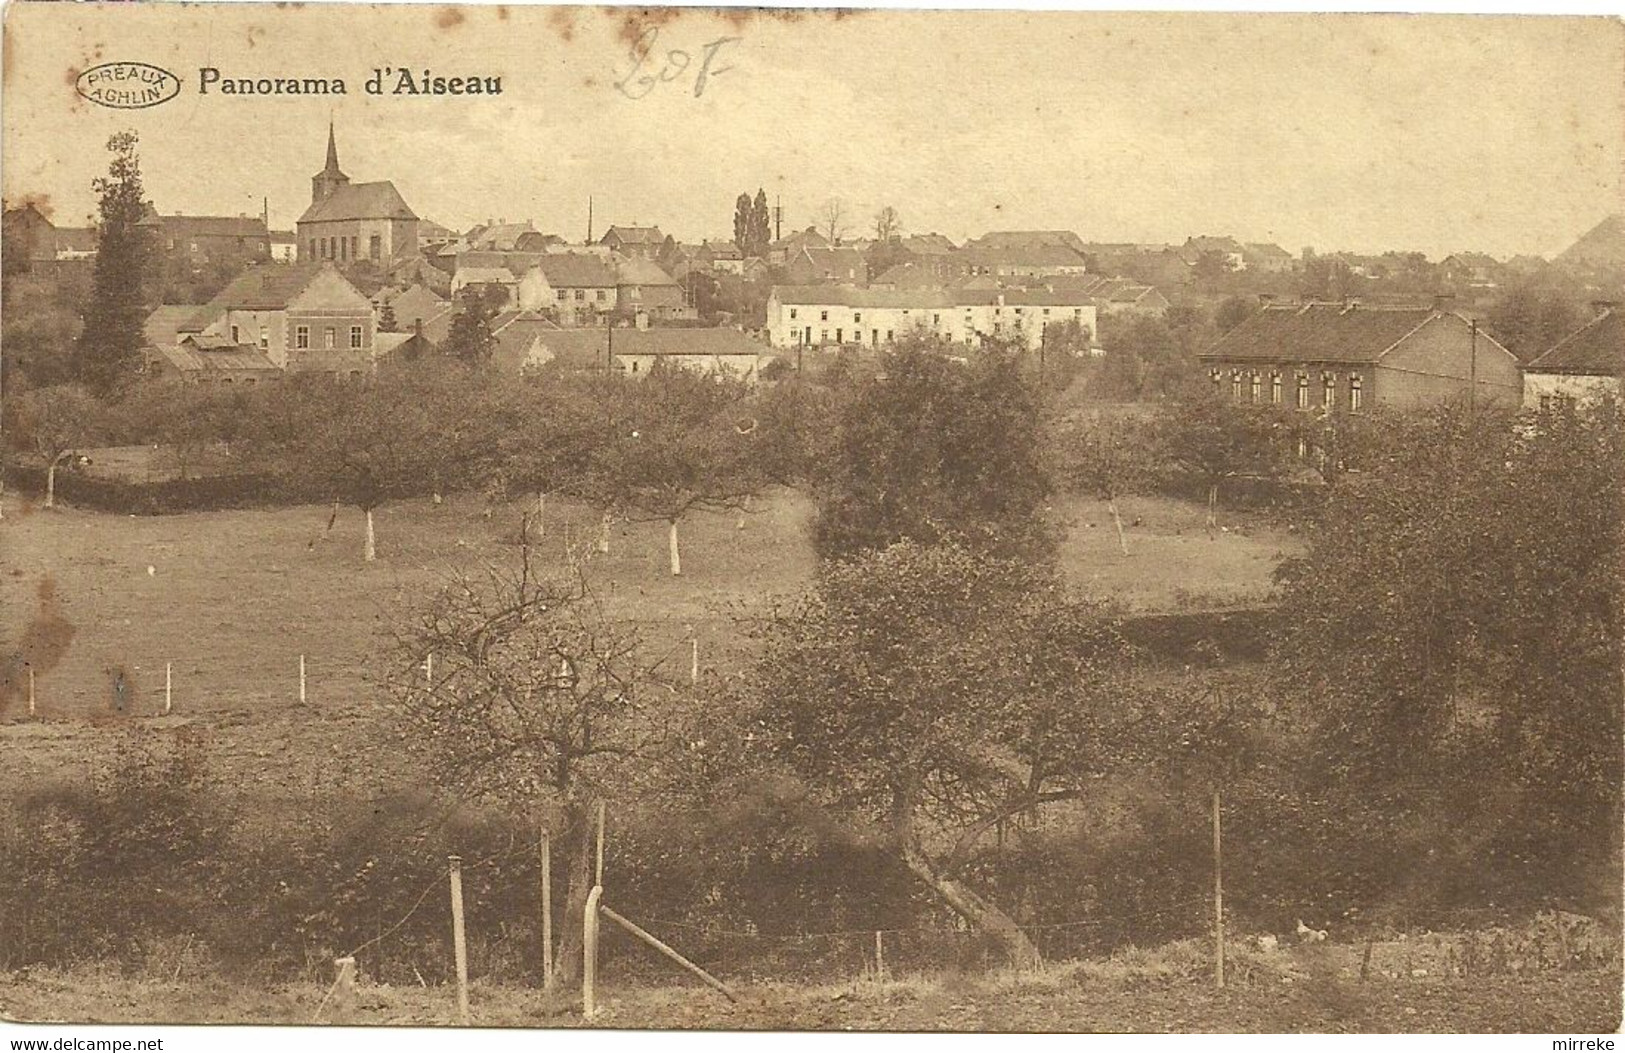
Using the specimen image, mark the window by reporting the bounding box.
[296,325,310,349]
[258,326,269,350]
[339,237,347,261]
[349,236,358,260]
[1231,370,1243,401]
[1323,372,1337,409]
[596,290,607,302]
[789,308,798,320]
[350,326,363,349]
[1250,371,1262,402]
[1271,371,1282,404]
[557,289,569,302]
[1209,368,1222,391]
[308,240,316,259]
[369,235,382,260]
[1296,372,1310,409]
[820,329,828,343]
[575,290,585,301]
[1349,373,1363,413]
[230,325,240,343]
[853,312,863,325]
[324,327,336,349]
[820,310,829,322]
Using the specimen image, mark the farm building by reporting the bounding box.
[1521,306,1622,411]
[1197,300,1521,412]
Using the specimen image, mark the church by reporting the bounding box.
[296,123,419,270]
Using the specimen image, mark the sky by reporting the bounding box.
[3,4,1622,259]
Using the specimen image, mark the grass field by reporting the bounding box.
[2,959,1617,1032]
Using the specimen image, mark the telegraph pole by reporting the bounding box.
[1468,318,1478,417]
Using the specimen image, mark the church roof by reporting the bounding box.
[298,181,418,224]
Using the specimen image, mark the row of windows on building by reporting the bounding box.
[787,306,1087,324]
[231,323,365,350]
[309,234,383,262]
[556,288,611,302]
[1209,367,1365,412]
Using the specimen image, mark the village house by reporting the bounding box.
[961,242,1090,279]
[496,323,768,383]
[2,203,97,270]
[1181,235,1247,270]
[464,220,536,252]
[1521,305,1622,410]
[1243,242,1296,274]
[782,245,868,285]
[768,226,828,265]
[1197,300,1521,412]
[767,284,1098,352]
[139,208,271,271]
[968,230,1089,254]
[153,261,377,379]
[296,123,420,270]
[514,253,621,321]
[270,229,298,262]
[600,224,665,260]
[614,256,687,319]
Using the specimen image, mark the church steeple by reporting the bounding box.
[311,118,350,207]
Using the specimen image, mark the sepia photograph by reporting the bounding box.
[0,1,1621,1037]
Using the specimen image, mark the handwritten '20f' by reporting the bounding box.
[614,29,739,99]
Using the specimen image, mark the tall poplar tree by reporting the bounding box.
[76,132,151,397]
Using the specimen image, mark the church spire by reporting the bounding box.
[324,118,342,175]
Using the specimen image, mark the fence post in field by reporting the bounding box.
[875,930,886,981]
[599,903,737,1003]
[541,831,554,991]
[690,636,699,686]
[333,956,357,1023]
[164,662,173,715]
[28,668,36,718]
[449,855,470,1025]
[582,885,603,1018]
[299,654,307,705]
[1213,788,1225,990]
[425,653,434,687]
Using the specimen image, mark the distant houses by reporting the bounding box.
[767,284,1099,352]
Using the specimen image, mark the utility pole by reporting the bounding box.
[586,195,594,245]
[774,194,783,242]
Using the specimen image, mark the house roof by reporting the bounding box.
[467,222,536,251]
[603,225,663,245]
[871,262,949,289]
[54,227,98,253]
[298,181,418,224]
[616,256,678,287]
[899,233,957,255]
[772,284,1099,310]
[1244,242,1293,259]
[456,266,521,287]
[457,250,546,278]
[141,214,269,239]
[1198,303,1449,365]
[386,284,451,329]
[535,253,618,288]
[964,243,1089,269]
[190,263,339,320]
[969,231,1087,253]
[143,305,198,349]
[1524,309,1623,376]
[155,339,280,373]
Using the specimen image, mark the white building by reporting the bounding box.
[1521,307,1621,410]
[766,284,1098,352]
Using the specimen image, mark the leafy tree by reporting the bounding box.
[120,379,244,480]
[813,338,1054,562]
[753,541,1171,965]
[1190,249,1234,294]
[1485,286,1580,361]
[389,552,693,985]
[76,132,152,396]
[584,365,765,576]
[732,192,753,255]
[2,384,108,508]
[442,285,503,367]
[750,188,772,257]
[1213,296,1256,335]
[1272,400,1622,894]
[1154,394,1291,531]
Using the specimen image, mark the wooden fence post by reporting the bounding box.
[164,662,173,715]
[332,956,357,1023]
[541,832,554,991]
[599,903,737,1003]
[28,668,35,718]
[449,855,470,1025]
[875,930,886,981]
[299,654,307,705]
[1213,788,1225,990]
[582,885,603,1018]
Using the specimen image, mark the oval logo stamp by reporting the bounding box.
[75,62,181,109]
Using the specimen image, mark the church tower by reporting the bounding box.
[310,120,349,207]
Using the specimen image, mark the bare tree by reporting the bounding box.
[820,197,849,245]
[387,547,692,986]
[873,205,902,243]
